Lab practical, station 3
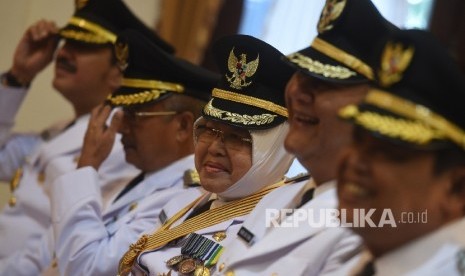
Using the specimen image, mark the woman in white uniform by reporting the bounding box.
[118,34,296,276]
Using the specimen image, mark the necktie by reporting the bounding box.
[296,187,315,208]
[184,199,215,220]
[113,173,144,203]
[358,261,375,276]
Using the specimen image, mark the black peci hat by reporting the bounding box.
[340,29,465,151]
[107,29,219,108]
[59,0,174,54]
[203,35,293,130]
[285,0,397,84]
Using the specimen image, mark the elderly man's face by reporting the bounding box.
[284,72,368,183]
[118,101,181,172]
[337,128,463,256]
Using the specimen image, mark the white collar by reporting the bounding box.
[374,217,465,275]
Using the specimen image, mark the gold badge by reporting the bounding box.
[318,0,346,33]
[178,258,196,274]
[194,265,211,276]
[115,41,129,72]
[379,41,415,87]
[75,0,88,10]
[184,169,200,187]
[166,255,186,267]
[9,168,22,207]
[226,47,259,90]
[212,231,226,242]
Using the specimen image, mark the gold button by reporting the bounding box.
[129,202,138,211]
[213,231,227,242]
[225,271,235,276]
[73,155,80,163]
[218,263,225,272]
[37,172,46,184]
[8,196,16,207]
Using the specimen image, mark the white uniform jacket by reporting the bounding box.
[0,85,137,260]
[131,192,248,276]
[215,179,362,276]
[50,154,202,276]
[348,218,465,276]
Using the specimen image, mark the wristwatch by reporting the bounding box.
[1,71,30,88]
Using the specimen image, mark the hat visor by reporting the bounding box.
[59,25,114,45]
[107,86,173,108]
[202,98,286,130]
[339,103,456,151]
[283,46,369,85]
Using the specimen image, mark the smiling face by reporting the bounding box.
[194,119,253,193]
[53,40,121,117]
[284,72,369,184]
[337,128,465,256]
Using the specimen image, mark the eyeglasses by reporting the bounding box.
[194,125,252,150]
[122,108,177,122]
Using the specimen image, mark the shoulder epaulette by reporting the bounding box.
[183,169,201,187]
[284,172,311,184]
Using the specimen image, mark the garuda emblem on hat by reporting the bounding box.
[379,41,414,87]
[226,47,259,90]
[115,41,129,72]
[75,0,89,10]
[318,0,346,33]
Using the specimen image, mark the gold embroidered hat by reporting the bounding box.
[339,29,465,151]
[59,0,174,53]
[285,0,397,84]
[203,35,293,130]
[107,29,218,107]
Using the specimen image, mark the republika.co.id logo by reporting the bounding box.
[265,208,428,228]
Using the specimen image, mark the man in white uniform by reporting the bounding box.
[215,0,398,275]
[338,29,465,276]
[43,29,217,276]
[0,0,172,268]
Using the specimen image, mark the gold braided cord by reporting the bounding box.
[212,88,288,117]
[365,89,465,149]
[107,89,168,106]
[287,52,356,80]
[204,100,278,126]
[311,37,374,80]
[122,78,185,93]
[66,16,116,43]
[118,180,285,275]
[339,105,445,145]
[59,30,110,44]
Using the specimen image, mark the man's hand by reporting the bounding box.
[10,19,60,85]
[78,104,123,170]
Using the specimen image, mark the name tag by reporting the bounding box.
[159,209,168,224]
[237,226,255,245]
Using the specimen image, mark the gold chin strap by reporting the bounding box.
[367,89,465,149]
[212,88,288,117]
[64,16,116,43]
[118,180,286,275]
[122,78,185,92]
[106,78,186,106]
[311,37,374,80]
[339,89,465,150]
